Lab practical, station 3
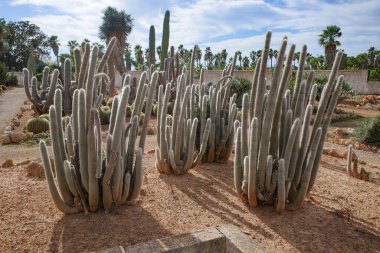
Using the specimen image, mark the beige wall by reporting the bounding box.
[11,69,380,95]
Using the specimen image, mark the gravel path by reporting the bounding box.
[324,141,380,165]
[0,87,26,132]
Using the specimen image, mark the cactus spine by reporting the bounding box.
[234,31,344,212]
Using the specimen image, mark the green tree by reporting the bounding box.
[0,21,9,54]
[356,53,369,69]
[124,42,133,71]
[48,35,60,67]
[99,6,133,94]
[242,56,249,69]
[204,47,213,66]
[319,25,342,69]
[368,47,376,67]
[67,40,79,54]
[0,19,49,71]
[220,49,228,67]
[134,44,143,69]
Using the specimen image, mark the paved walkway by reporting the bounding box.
[0,87,26,132]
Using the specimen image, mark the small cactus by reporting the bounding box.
[99,106,111,125]
[26,118,49,134]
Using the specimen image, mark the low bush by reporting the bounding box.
[231,77,251,107]
[351,116,380,148]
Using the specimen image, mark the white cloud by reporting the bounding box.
[9,0,380,58]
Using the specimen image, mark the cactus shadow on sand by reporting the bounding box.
[161,160,380,252]
[48,203,171,252]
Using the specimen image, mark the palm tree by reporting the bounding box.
[269,48,274,70]
[319,25,342,69]
[99,6,133,95]
[134,44,144,68]
[124,42,133,70]
[156,46,162,61]
[242,56,249,69]
[256,50,262,58]
[83,38,91,43]
[214,53,221,67]
[204,47,213,66]
[368,47,376,67]
[294,51,300,68]
[48,35,60,66]
[67,40,79,54]
[236,51,242,67]
[220,49,228,67]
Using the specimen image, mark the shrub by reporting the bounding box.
[231,77,251,107]
[0,61,8,86]
[368,69,380,81]
[313,76,355,101]
[5,72,18,86]
[352,116,380,148]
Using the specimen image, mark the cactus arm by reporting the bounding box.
[41,69,59,113]
[63,160,79,197]
[126,116,139,174]
[234,126,243,197]
[288,128,322,210]
[207,89,217,162]
[127,148,143,204]
[109,96,119,135]
[65,123,74,158]
[248,117,259,206]
[97,37,116,73]
[276,159,286,214]
[85,46,98,125]
[192,118,211,167]
[54,89,67,162]
[88,109,99,212]
[71,90,79,142]
[132,71,147,116]
[139,71,158,151]
[291,45,307,111]
[63,59,72,115]
[41,66,50,91]
[241,94,249,159]
[265,155,273,193]
[249,57,262,119]
[78,89,89,192]
[39,141,79,214]
[74,48,81,84]
[120,173,131,205]
[283,118,300,178]
[78,43,90,89]
[180,118,198,173]
[49,105,74,205]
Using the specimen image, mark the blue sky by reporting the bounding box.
[1,0,379,59]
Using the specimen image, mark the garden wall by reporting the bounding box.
[11,69,380,95]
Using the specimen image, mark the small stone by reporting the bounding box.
[24,162,45,178]
[11,118,20,127]
[328,149,341,158]
[2,159,14,168]
[10,132,27,143]
[1,134,11,144]
[17,159,31,166]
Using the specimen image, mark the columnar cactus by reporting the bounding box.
[234,31,344,213]
[160,10,170,70]
[39,58,157,214]
[155,76,211,175]
[24,38,116,115]
[149,25,156,66]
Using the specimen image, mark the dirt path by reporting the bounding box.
[0,87,26,132]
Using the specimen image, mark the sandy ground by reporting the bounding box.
[0,135,380,253]
[0,87,26,132]
[0,91,379,252]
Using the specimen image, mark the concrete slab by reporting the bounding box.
[125,226,226,253]
[217,224,265,253]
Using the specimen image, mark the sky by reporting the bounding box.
[0,0,379,59]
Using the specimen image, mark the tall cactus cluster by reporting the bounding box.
[39,44,157,213]
[155,47,238,174]
[24,38,117,115]
[234,31,344,213]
